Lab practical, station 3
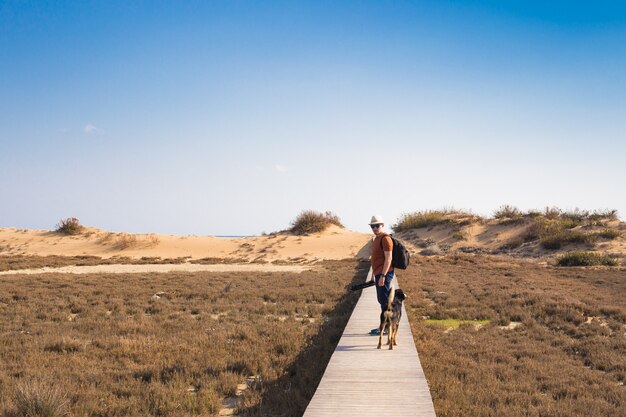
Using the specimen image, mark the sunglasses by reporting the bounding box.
[370,224,383,229]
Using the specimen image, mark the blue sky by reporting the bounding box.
[1,1,625,235]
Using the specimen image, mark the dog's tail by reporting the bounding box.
[383,287,396,319]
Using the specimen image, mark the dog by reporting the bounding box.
[377,288,406,350]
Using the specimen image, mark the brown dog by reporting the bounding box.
[377,288,406,350]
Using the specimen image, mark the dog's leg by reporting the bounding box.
[388,322,394,350]
[377,321,384,349]
[385,319,393,345]
[393,325,399,346]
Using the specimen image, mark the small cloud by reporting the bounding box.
[84,123,101,134]
[274,164,289,173]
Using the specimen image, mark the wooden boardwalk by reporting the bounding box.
[303,274,436,417]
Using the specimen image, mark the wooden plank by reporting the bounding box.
[303,271,436,416]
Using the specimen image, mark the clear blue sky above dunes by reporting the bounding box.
[1,1,625,235]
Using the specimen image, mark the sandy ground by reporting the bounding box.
[0,225,373,265]
[396,219,626,259]
[2,218,623,274]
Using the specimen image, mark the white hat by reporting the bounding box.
[369,215,384,225]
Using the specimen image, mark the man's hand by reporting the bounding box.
[378,276,385,286]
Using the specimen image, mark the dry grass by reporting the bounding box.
[393,209,481,231]
[394,207,619,234]
[113,233,138,249]
[598,229,622,240]
[0,260,366,417]
[54,218,84,235]
[11,381,69,417]
[399,255,625,417]
[538,225,597,249]
[493,205,525,224]
[290,211,343,235]
[0,255,188,272]
[189,257,249,265]
[96,232,160,250]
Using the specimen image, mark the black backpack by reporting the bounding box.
[380,234,410,270]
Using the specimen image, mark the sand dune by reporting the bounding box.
[396,219,625,261]
[0,225,372,263]
[2,218,624,270]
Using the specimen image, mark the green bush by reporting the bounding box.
[55,217,83,235]
[290,211,343,235]
[557,252,618,267]
[533,219,598,249]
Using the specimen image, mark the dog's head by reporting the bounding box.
[395,289,406,302]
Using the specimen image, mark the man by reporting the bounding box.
[368,215,394,336]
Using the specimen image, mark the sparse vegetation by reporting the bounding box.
[12,381,68,417]
[0,260,365,417]
[0,255,188,272]
[557,251,618,267]
[54,217,83,235]
[290,210,343,235]
[425,318,490,328]
[394,209,481,231]
[525,216,608,250]
[543,207,619,225]
[451,231,467,241]
[401,255,625,416]
[493,205,524,224]
[598,229,621,240]
[538,222,598,249]
[114,233,138,249]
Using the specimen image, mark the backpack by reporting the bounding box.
[380,234,410,270]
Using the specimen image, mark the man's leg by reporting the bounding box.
[371,273,394,335]
[376,272,394,310]
[375,274,387,311]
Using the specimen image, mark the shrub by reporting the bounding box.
[290,211,343,235]
[535,208,619,225]
[493,205,524,223]
[557,252,618,267]
[543,207,562,220]
[535,219,598,249]
[499,237,524,251]
[114,233,138,250]
[44,339,82,354]
[598,229,621,240]
[588,209,619,223]
[540,234,566,250]
[55,217,83,235]
[536,220,566,249]
[394,209,481,231]
[560,208,590,224]
[13,381,68,417]
[452,231,467,241]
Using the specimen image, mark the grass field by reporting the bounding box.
[399,255,625,417]
[2,253,624,416]
[0,260,367,417]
